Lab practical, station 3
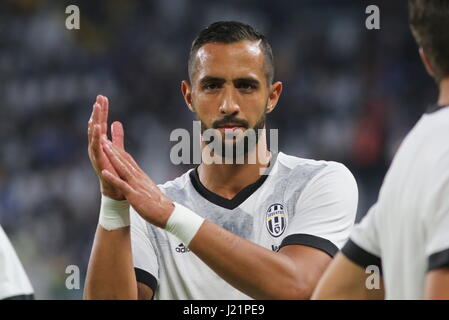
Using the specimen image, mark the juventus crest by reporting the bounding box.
[265,203,287,237]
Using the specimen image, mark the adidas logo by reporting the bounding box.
[271,244,280,252]
[175,243,191,253]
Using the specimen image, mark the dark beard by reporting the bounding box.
[200,112,266,161]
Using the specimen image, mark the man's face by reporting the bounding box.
[186,40,272,156]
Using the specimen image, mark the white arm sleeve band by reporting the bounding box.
[98,195,130,231]
[164,202,205,246]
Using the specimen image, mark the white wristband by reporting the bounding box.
[99,195,130,231]
[164,202,205,246]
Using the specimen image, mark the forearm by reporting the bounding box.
[312,253,385,300]
[84,225,138,299]
[188,220,309,300]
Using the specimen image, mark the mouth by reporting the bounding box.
[216,124,246,131]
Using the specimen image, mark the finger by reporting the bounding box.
[101,169,134,197]
[87,111,93,145]
[108,139,142,174]
[111,121,125,149]
[102,134,139,171]
[102,140,135,182]
[92,102,101,128]
[92,124,102,159]
[99,96,109,136]
[87,100,99,145]
[90,102,102,150]
[106,141,158,193]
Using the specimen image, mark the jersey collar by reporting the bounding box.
[426,104,449,114]
[189,152,278,210]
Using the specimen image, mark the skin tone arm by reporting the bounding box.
[190,225,332,299]
[424,268,449,299]
[311,252,385,299]
[83,95,153,300]
[100,137,334,300]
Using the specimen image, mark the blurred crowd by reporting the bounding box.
[0,0,437,298]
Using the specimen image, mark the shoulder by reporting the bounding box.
[275,153,357,212]
[276,152,355,188]
[157,168,193,198]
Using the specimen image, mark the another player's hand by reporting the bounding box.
[100,137,175,228]
[87,95,126,200]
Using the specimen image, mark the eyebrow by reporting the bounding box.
[199,76,226,85]
[233,78,260,86]
[199,76,261,86]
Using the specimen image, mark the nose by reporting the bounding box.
[219,87,240,115]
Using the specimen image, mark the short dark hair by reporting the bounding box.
[188,21,274,85]
[409,0,449,83]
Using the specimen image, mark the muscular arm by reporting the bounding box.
[189,221,332,299]
[84,226,153,300]
[311,252,384,299]
[424,268,449,299]
[84,226,139,299]
[84,95,153,300]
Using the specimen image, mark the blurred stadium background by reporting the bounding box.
[0,0,436,299]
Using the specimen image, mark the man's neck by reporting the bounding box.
[197,137,271,200]
[438,77,449,106]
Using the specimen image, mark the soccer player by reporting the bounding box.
[84,21,358,300]
[0,224,34,300]
[312,0,449,300]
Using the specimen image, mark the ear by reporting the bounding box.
[181,80,195,112]
[266,81,283,114]
[419,48,434,77]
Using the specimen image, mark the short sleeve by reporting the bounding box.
[0,226,34,300]
[425,172,449,271]
[279,163,358,257]
[341,204,382,272]
[130,207,159,293]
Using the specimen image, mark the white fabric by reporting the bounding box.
[289,161,358,249]
[98,195,130,231]
[0,225,34,299]
[164,202,205,246]
[348,106,449,299]
[131,152,357,299]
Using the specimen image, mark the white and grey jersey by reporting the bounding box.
[131,152,358,299]
[0,225,34,300]
[341,104,449,299]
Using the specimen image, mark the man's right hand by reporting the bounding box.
[88,95,126,200]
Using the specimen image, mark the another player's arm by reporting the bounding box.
[311,252,385,299]
[424,268,449,299]
[84,95,151,300]
[100,141,352,300]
